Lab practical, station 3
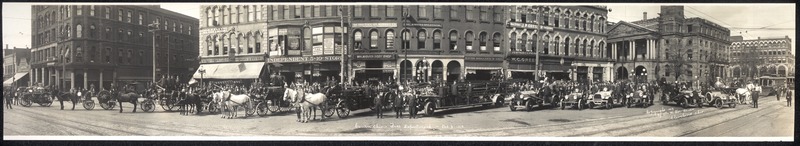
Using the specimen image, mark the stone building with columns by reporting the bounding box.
[729,35,794,78]
[607,6,731,83]
[30,5,198,90]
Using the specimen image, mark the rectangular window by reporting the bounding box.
[284,6,292,19]
[105,7,111,19]
[314,6,321,17]
[466,6,475,21]
[354,6,362,17]
[77,5,82,15]
[370,6,379,17]
[295,6,302,18]
[387,6,395,18]
[304,6,312,18]
[433,6,442,19]
[450,6,458,20]
[138,13,143,25]
[480,7,488,22]
[272,5,279,20]
[118,9,123,21]
[90,5,95,16]
[126,11,131,23]
[326,6,334,17]
[419,6,428,18]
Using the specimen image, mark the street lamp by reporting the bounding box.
[198,66,205,87]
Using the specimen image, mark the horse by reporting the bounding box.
[213,90,252,119]
[51,89,81,110]
[105,85,142,113]
[735,88,751,105]
[176,89,203,116]
[283,88,328,123]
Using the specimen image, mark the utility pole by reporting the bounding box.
[339,6,346,85]
[148,22,159,84]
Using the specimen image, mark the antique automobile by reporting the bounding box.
[508,84,558,111]
[19,86,53,107]
[413,81,501,116]
[626,87,652,108]
[702,87,739,108]
[587,85,616,109]
[561,88,588,110]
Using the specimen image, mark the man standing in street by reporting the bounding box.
[408,86,418,119]
[748,81,759,108]
[786,88,792,107]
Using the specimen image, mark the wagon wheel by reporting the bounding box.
[245,100,256,117]
[423,101,435,116]
[140,99,155,112]
[681,97,689,109]
[336,100,351,119]
[323,100,335,118]
[525,100,533,112]
[715,99,723,109]
[20,94,32,107]
[256,102,269,117]
[82,99,95,110]
[160,98,175,111]
[206,101,218,114]
[267,100,280,113]
[577,99,583,110]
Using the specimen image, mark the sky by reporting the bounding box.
[3,3,795,54]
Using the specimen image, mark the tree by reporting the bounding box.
[664,38,693,82]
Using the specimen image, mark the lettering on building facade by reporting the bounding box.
[267,55,342,63]
[352,23,397,28]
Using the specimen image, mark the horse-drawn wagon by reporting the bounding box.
[97,82,155,112]
[19,86,53,107]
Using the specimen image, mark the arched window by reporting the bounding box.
[554,36,561,55]
[509,32,517,51]
[353,30,362,50]
[207,8,214,26]
[582,39,587,56]
[449,30,458,50]
[543,35,550,54]
[370,30,379,49]
[401,30,411,50]
[492,33,501,52]
[564,37,570,56]
[465,31,474,51]
[479,32,487,51]
[76,46,83,62]
[386,30,395,50]
[418,30,427,49]
[574,38,580,56]
[519,33,527,52]
[76,24,83,38]
[589,40,595,57]
[89,24,95,38]
[433,30,441,50]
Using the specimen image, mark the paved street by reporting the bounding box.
[3,96,793,137]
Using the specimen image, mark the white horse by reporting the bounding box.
[736,88,751,105]
[212,90,252,119]
[283,88,328,123]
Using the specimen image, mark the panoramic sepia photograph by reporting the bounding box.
[2,2,795,141]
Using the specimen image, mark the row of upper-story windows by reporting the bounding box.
[731,50,790,56]
[203,33,264,56]
[204,5,263,27]
[34,22,193,49]
[687,23,729,41]
[36,6,193,39]
[511,6,607,34]
[32,44,190,66]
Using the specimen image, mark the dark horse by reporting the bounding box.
[176,89,205,115]
[51,89,81,110]
[99,85,142,113]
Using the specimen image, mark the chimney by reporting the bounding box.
[643,12,648,20]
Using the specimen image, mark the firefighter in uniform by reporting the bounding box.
[747,81,759,108]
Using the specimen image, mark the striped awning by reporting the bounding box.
[3,73,28,86]
[193,62,265,79]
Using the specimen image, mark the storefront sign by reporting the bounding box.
[313,46,323,56]
[509,51,538,56]
[507,22,553,31]
[354,54,396,60]
[200,27,230,34]
[509,57,537,63]
[267,55,342,63]
[353,23,397,28]
[465,56,503,61]
[323,39,335,55]
[404,23,442,28]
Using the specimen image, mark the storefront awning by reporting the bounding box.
[465,67,503,71]
[3,73,28,86]
[193,62,265,79]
